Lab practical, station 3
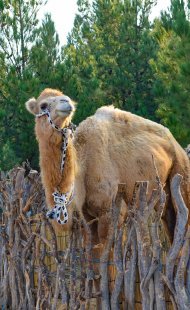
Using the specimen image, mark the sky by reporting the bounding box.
[38,0,171,46]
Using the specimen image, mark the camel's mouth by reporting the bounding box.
[55,101,74,117]
[55,107,74,117]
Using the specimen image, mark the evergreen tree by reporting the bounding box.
[0,0,63,170]
[0,0,46,73]
[30,13,61,88]
[92,0,157,118]
[62,0,158,124]
[151,0,190,145]
[60,0,105,123]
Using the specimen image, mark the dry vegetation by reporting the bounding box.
[0,164,190,309]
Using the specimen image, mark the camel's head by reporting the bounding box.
[25,88,75,138]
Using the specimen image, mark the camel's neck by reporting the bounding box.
[38,136,76,208]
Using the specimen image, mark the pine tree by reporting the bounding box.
[0,0,62,170]
[62,0,158,124]
[92,0,157,117]
[61,0,105,123]
[30,13,61,88]
[151,0,190,145]
[0,0,46,73]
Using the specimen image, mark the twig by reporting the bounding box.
[111,228,124,310]
[123,224,137,310]
[174,227,190,309]
[100,197,121,310]
[164,174,189,295]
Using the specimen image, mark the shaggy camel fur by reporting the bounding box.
[26,88,190,307]
[26,89,77,219]
[26,87,190,254]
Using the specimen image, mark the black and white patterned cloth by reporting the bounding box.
[46,189,74,224]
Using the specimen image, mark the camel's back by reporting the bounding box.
[74,105,179,159]
[74,106,189,205]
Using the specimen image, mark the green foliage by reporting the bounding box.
[0,0,47,72]
[1,0,190,171]
[151,0,190,146]
[0,0,60,171]
[92,0,157,118]
[30,13,61,88]
[61,0,158,124]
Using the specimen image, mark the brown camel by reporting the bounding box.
[25,88,190,295]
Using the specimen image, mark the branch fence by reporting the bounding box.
[0,164,190,309]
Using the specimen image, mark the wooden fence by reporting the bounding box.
[0,164,190,309]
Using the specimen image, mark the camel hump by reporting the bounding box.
[95,105,115,120]
[94,105,160,127]
[95,105,132,123]
[94,105,170,135]
[75,105,175,150]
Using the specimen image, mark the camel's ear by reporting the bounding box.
[25,98,38,115]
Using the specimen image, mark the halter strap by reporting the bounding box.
[36,109,76,134]
[36,109,76,225]
[36,109,76,174]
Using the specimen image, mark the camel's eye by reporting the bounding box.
[40,102,48,111]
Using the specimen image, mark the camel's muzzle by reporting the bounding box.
[55,96,74,117]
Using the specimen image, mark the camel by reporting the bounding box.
[25,88,190,300]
